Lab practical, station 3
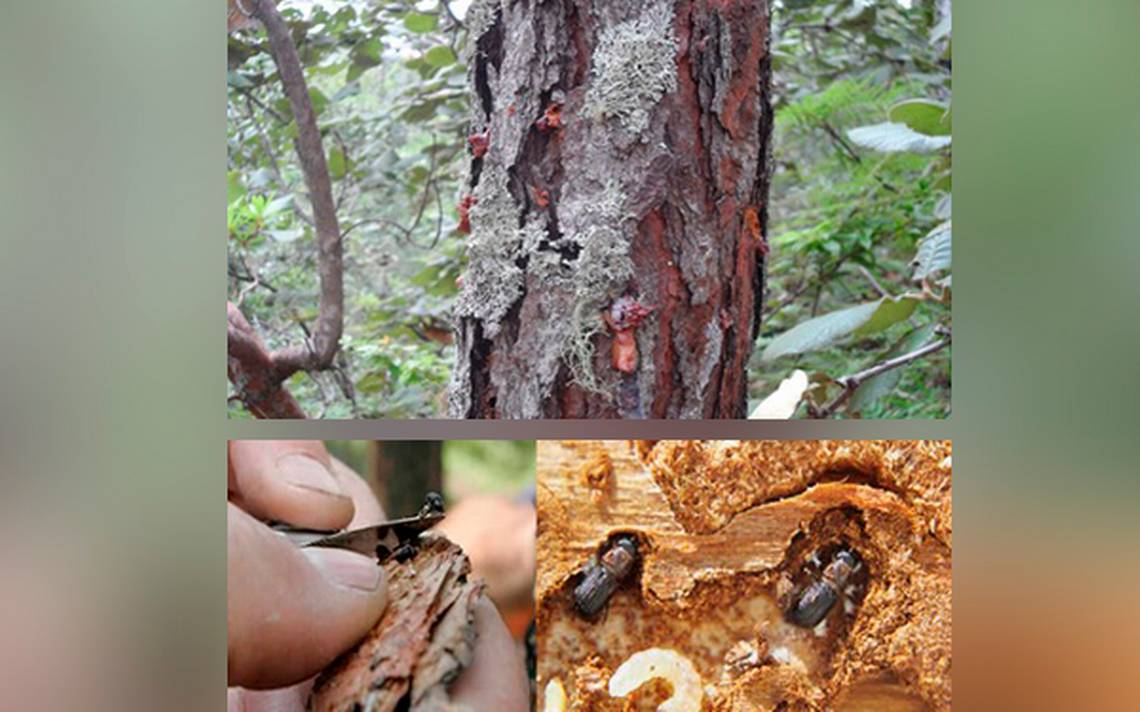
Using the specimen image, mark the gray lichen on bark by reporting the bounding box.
[453,164,525,337]
[464,0,503,44]
[450,0,773,418]
[585,4,678,137]
[561,179,632,392]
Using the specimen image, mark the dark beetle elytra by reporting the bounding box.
[573,535,639,618]
[420,492,445,516]
[787,549,861,628]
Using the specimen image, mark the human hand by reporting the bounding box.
[227,441,530,711]
[228,440,389,708]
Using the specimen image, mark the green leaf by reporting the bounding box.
[403,11,438,33]
[847,122,951,153]
[353,37,383,66]
[836,3,876,31]
[424,45,457,68]
[761,296,920,361]
[930,14,952,44]
[227,70,254,89]
[328,147,347,180]
[400,98,444,122]
[848,323,939,415]
[308,87,329,116]
[934,193,952,221]
[889,99,951,136]
[912,221,952,281]
[356,371,388,394]
[332,83,361,103]
[264,195,293,216]
[227,171,246,205]
[763,302,877,361]
[268,227,305,243]
[853,296,919,336]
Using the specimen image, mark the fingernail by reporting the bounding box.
[305,548,384,592]
[276,454,342,498]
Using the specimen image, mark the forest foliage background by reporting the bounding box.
[227,0,951,418]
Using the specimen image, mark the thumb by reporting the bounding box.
[228,504,388,689]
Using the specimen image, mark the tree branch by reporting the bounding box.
[810,336,951,418]
[854,264,890,298]
[226,0,347,417]
[252,0,343,375]
[227,302,306,418]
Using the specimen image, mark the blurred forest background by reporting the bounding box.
[327,439,535,512]
[227,0,951,419]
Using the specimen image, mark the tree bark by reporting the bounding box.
[450,0,773,419]
[309,537,482,712]
[226,302,306,418]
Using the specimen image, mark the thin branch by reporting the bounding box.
[821,120,862,164]
[227,302,306,418]
[238,86,288,126]
[243,94,314,227]
[252,0,343,377]
[439,0,463,29]
[429,177,444,248]
[821,120,900,194]
[404,137,439,240]
[810,336,951,418]
[340,217,412,241]
[854,264,890,298]
[341,140,448,249]
[227,0,347,418]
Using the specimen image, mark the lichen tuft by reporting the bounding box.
[586,4,678,136]
[453,164,525,338]
[563,181,634,393]
[464,0,502,44]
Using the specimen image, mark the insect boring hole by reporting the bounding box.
[777,510,872,648]
[815,466,878,487]
[569,531,647,620]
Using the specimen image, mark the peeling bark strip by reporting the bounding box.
[450,0,773,419]
[226,0,344,418]
[309,537,483,712]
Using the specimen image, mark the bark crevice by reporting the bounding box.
[451,0,772,419]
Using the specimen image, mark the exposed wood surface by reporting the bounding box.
[536,440,951,711]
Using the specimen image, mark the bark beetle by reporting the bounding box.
[451,0,772,419]
[536,441,952,711]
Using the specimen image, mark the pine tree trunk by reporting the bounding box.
[450,0,773,419]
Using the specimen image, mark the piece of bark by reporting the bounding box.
[309,536,483,712]
[536,441,951,711]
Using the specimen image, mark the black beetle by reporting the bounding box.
[787,548,861,628]
[419,492,445,517]
[573,535,639,618]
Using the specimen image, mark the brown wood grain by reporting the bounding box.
[537,440,952,712]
